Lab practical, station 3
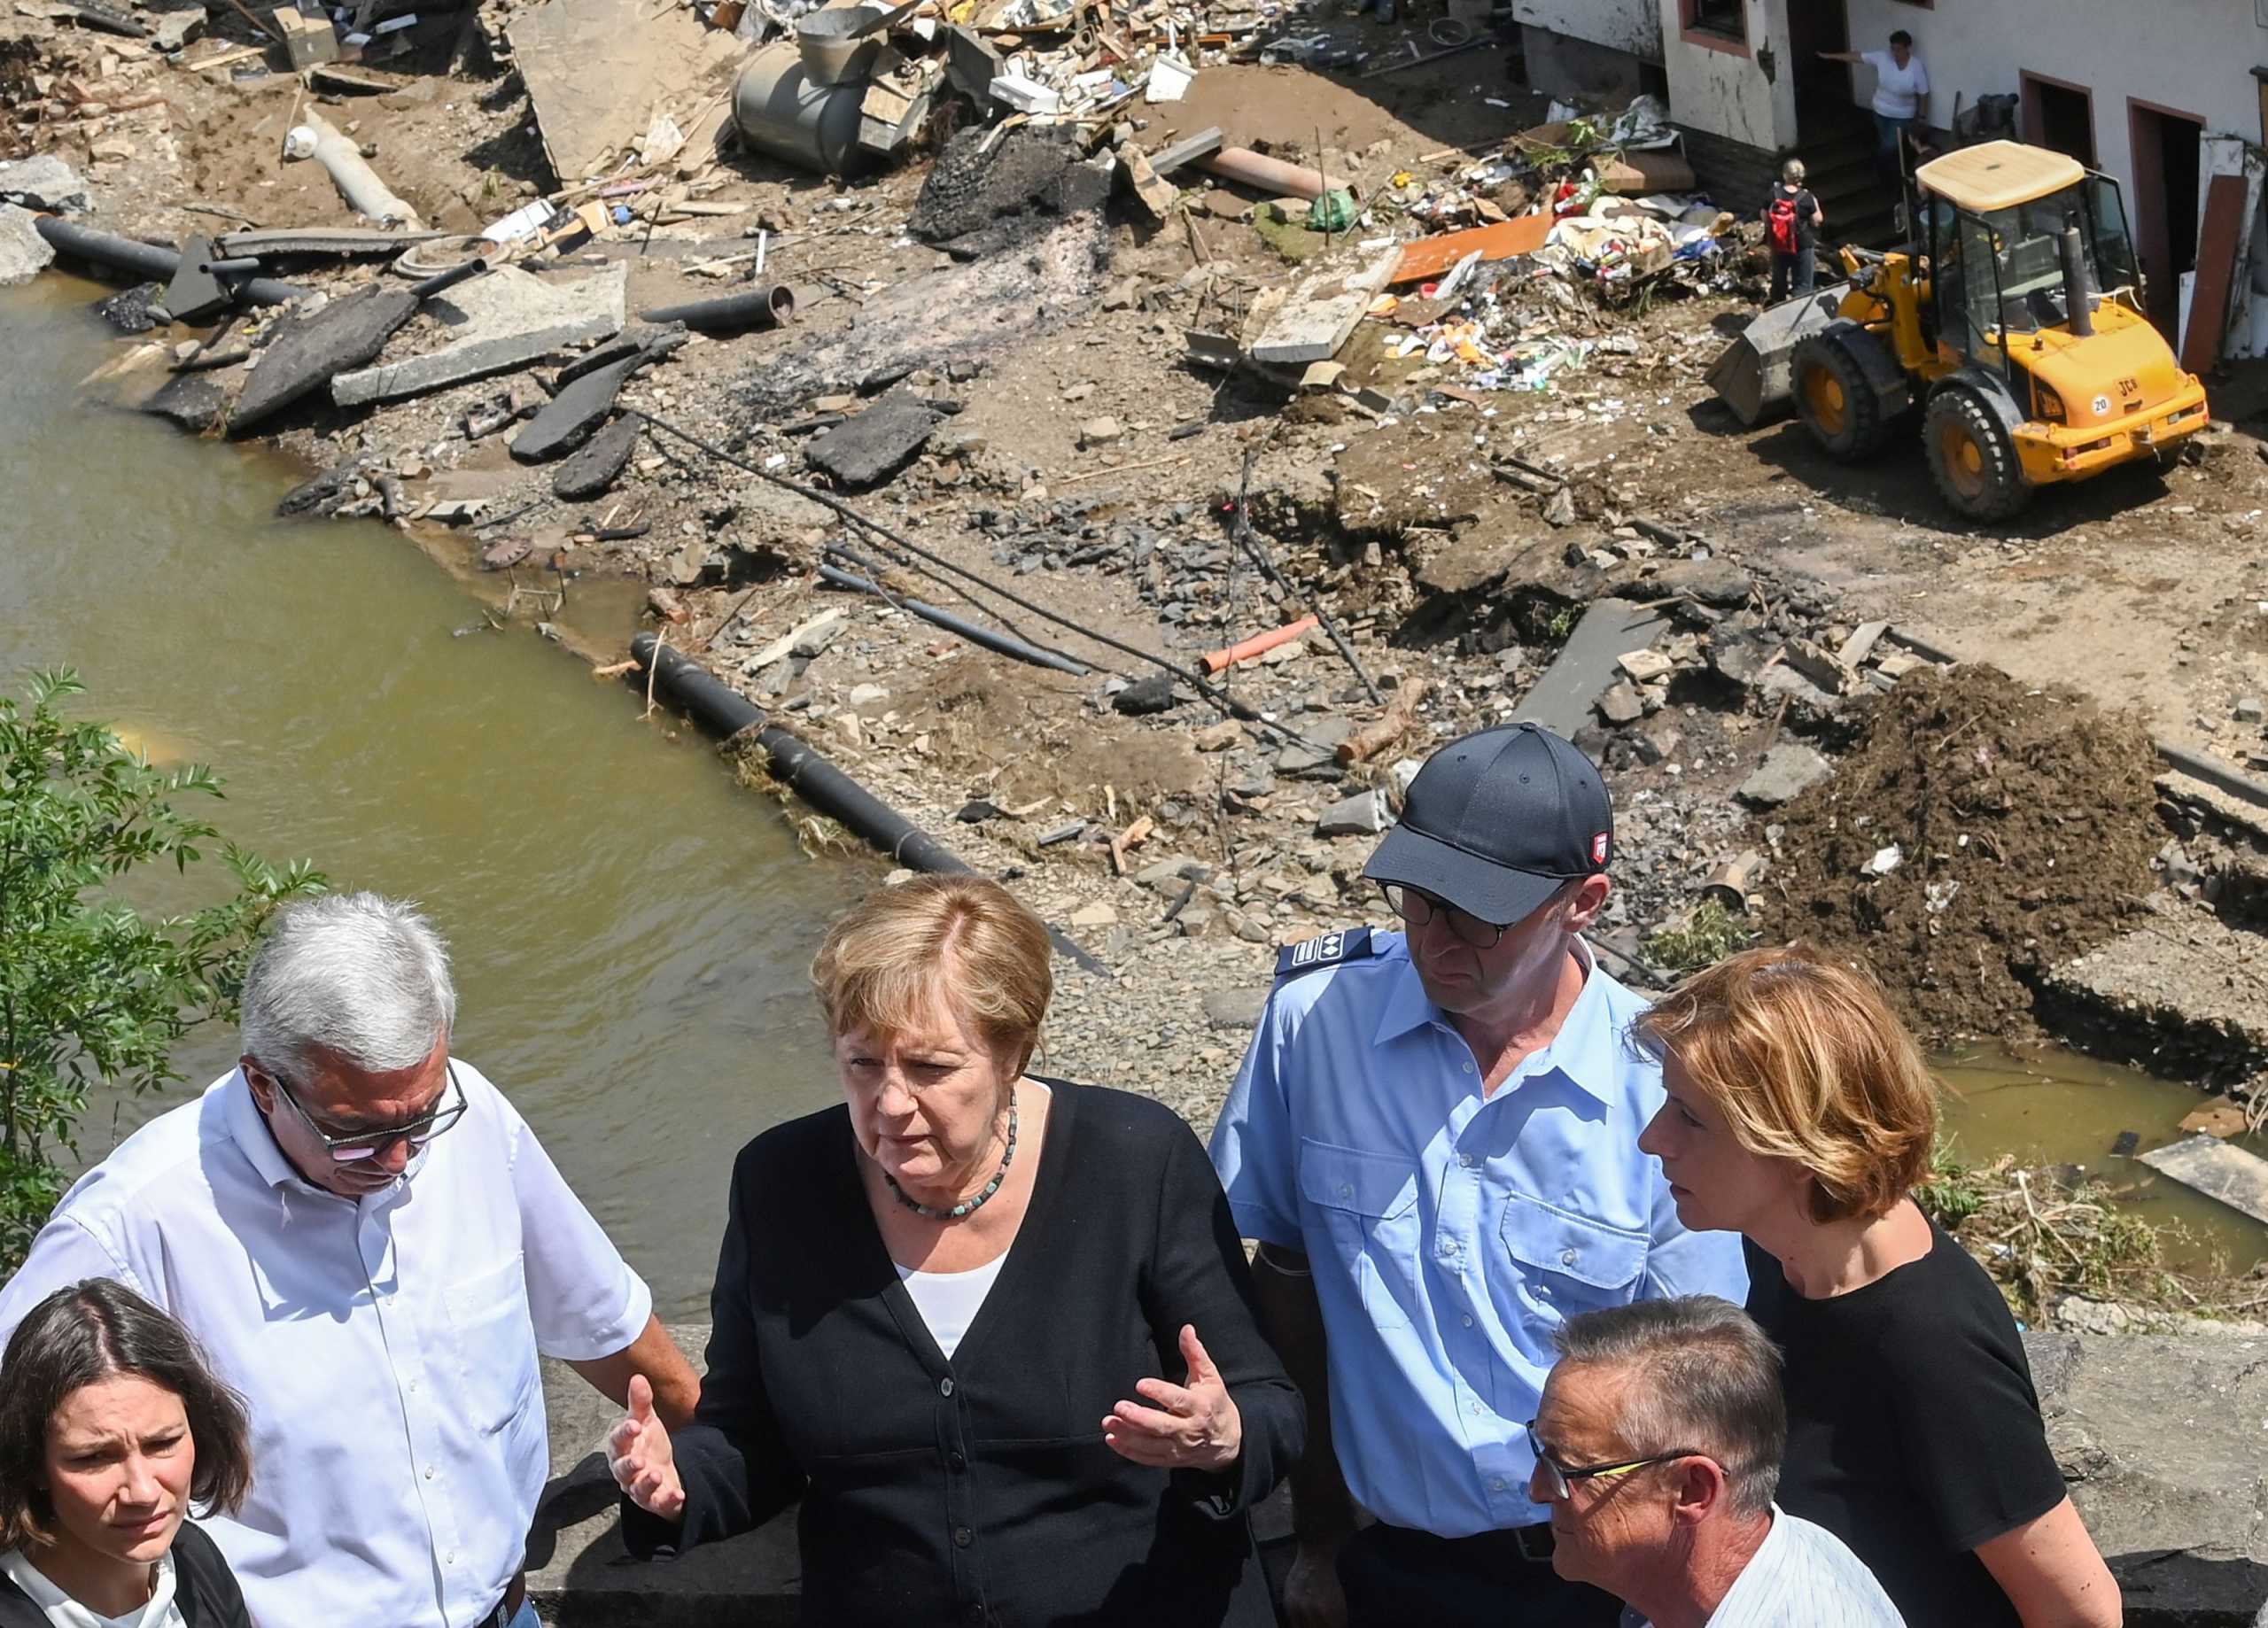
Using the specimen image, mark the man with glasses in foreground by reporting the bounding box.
[0,891,699,1628]
[1209,722,1744,1628]
[1532,1296,1902,1626]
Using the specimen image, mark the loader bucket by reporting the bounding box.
[1706,285,1848,426]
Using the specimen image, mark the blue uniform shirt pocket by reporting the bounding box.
[1496,1193,1649,1350]
[1299,1139,1422,1331]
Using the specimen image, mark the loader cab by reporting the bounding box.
[1915,142,2141,380]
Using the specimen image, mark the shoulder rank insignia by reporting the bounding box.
[1273,926,1376,981]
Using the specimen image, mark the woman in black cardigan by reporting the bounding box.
[0,1281,254,1628]
[609,874,1303,1626]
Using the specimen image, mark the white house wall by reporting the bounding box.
[1842,0,2264,198]
[1655,0,1796,147]
[1516,0,1662,62]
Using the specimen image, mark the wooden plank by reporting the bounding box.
[2181,172,2248,374]
[1389,214,1552,288]
[2138,1132,2268,1226]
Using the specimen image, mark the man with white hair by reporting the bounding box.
[0,892,700,1628]
[1532,1297,1903,1628]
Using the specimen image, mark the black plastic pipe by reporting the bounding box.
[407,255,493,301]
[631,634,1106,973]
[34,216,311,306]
[640,286,796,331]
[818,562,1090,676]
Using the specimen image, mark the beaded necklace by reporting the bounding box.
[884,1097,1019,1221]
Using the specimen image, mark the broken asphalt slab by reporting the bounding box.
[1511,599,1667,738]
[230,287,418,433]
[510,354,642,463]
[330,263,627,407]
[141,371,234,434]
[802,388,942,490]
[552,413,641,500]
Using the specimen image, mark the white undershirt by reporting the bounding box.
[0,1548,188,1628]
[895,1252,1009,1359]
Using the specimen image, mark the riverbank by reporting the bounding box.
[12,0,2268,1308]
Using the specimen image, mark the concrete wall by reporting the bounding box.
[1654,0,1795,150]
[531,1322,2268,1624]
[1515,0,1662,63]
[1841,0,2264,202]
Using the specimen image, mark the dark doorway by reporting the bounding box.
[2021,73,2096,167]
[1788,0,1852,136]
[2129,99,2206,335]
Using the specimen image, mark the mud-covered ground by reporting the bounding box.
[15,2,2268,1119]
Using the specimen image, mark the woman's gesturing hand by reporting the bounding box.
[608,1374,687,1518]
[1104,1324,1245,1473]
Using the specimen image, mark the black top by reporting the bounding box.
[1744,1222,2069,1628]
[624,1079,1304,1627]
[1767,182,1821,246]
[0,1521,251,1628]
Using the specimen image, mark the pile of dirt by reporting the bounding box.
[1763,666,2163,1045]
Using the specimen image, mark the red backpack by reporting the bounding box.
[1767,190,1801,254]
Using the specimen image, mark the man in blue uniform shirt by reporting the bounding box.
[1208,722,1747,1628]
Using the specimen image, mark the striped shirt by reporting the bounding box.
[1624,1507,1907,1627]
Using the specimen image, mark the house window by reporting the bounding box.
[1682,0,1745,43]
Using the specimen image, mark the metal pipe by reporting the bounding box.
[818,562,1089,674]
[33,216,312,306]
[641,286,796,331]
[2059,224,2096,337]
[733,42,866,176]
[627,633,1107,973]
[1198,145,1326,201]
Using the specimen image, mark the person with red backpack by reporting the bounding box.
[1764,159,1823,304]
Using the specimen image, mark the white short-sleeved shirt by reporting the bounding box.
[1861,50,1930,120]
[0,1064,653,1628]
[1622,1507,1907,1627]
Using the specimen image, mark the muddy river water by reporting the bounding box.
[2,275,2261,1314]
[0,277,856,1316]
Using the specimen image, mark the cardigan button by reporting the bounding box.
[940,1377,955,1397]
[953,1526,974,1548]
[949,1451,967,1472]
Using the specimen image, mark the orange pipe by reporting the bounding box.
[1200,613,1319,673]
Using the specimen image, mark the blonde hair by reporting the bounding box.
[1781,159,1806,184]
[811,875,1052,1073]
[1633,945,1937,1224]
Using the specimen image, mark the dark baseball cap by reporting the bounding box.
[1361,722,1614,926]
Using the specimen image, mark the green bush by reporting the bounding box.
[1644,900,1756,978]
[0,671,323,1274]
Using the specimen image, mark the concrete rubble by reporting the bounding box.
[331,262,628,407]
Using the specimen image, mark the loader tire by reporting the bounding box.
[1790,329,1894,461]
[1924,387,2031,523]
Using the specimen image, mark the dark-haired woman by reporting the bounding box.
[0,1281,254,1628]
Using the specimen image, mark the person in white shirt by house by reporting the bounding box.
[1529,1297,1904,1628]
[0,892,702,1628]
[1821,30,1930,183]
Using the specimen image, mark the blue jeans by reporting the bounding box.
[508,1603,539,1628]
[1874,111,1916,182]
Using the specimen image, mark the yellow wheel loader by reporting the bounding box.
[1709,140,2210,521]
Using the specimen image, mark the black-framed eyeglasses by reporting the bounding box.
[1377,881,1511,950]
[1525,1421,1703,1503]
[258,1060,468,1164]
